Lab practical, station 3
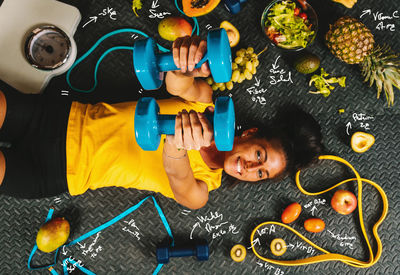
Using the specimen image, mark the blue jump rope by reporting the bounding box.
[31,3,200,274]
[28,196,174,275]
[66,0,199,93]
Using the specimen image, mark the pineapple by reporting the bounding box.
[326,16,400,106]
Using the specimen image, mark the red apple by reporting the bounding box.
[331,190,357,215]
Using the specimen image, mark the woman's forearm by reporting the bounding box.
[162,140,208,209]
[165,71,195,98]
[163,140,191,183]
[165,71,212,103]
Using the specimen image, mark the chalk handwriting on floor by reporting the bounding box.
[190,211,239,240]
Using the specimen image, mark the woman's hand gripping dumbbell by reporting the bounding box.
[165,107,214,151]
[133,28,232,90]
[134,97,235,151]
[171,35,211,77]
[134,34,235,151]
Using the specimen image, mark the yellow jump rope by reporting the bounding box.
[250,155,389,268]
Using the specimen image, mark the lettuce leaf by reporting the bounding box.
[309,69,346,97]
[266,0,314,48]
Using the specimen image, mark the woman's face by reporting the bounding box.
[223,129,287,182]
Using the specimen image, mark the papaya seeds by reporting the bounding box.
[36,217,70,253]
[182,0,221,17]
[293,52,320,74]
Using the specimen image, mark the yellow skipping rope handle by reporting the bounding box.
[250,155,389,268]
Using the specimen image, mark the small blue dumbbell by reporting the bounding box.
[134,97,235,151]
[156,242,209,264]
[133,28,232,90]
[223,0,247,14]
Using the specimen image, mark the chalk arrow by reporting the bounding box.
[77,242,86,249]
[61,246,69,255]
[310,206,318,216]
[82,16,98,28]
[286,243,295,249]
[152,0,159,9]
[247,238,261,249]
[254,76,261,87]
[360,9,371,18]
[190,222,201,240]
[346,122,352,135]
[272,56,280,70]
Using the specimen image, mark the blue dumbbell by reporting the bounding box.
[223,0,247,14]
[134,97,235,151]
[156,242,209,264]
[133,28,232,90]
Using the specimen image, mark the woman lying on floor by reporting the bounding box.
[0,35,323,209]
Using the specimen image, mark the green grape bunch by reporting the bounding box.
[206,47,261,91]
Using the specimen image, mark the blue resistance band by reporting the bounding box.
[28,196,174,275]
[66,29,170,93]
[66,0,199,94]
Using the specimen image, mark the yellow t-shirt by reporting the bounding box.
[66,97,223,199]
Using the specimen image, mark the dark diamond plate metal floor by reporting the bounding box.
[1,0,399,274]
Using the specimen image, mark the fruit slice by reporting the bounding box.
[351,131,375,153]
[230,244,246,262]
[220,21,240,47]
[158,17,193,41]
[270,238,287,256]
[36,217,70,253]
[182,0,221,17]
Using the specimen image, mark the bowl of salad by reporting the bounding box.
[261,0,318,51]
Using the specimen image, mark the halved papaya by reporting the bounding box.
[182,0,221,17]
[220,21,240,47]
[351,131,375,153]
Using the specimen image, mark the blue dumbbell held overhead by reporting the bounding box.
[133,28,232,90]
[134,97,235,151]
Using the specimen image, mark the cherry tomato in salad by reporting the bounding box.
[304,218,325,233]
[281,202,302,224]
[294,7,300,16]
[299,13,308,20]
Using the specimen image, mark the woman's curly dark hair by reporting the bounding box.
[254,105,324,178]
